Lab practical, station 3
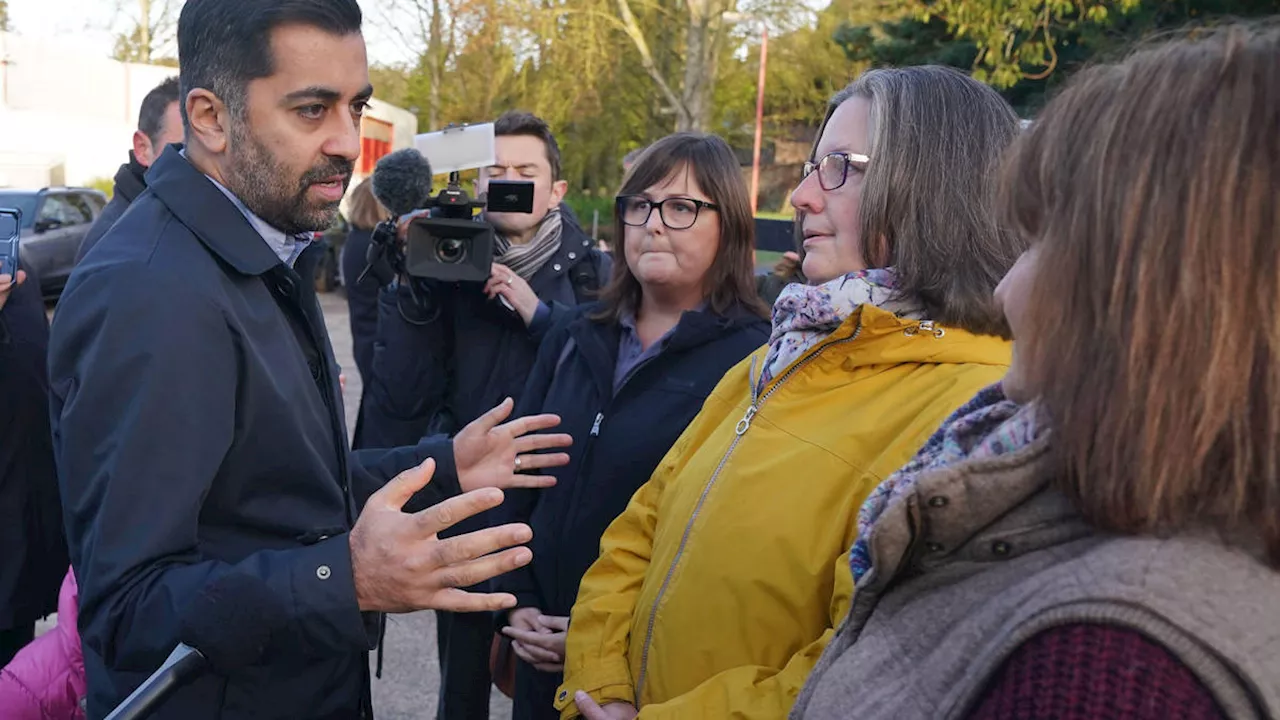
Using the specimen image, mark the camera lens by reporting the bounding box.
[436,238,466,264]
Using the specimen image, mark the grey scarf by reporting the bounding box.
[492,208,563,281]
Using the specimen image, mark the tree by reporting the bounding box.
[374,0,469,131]
[837,0,1278,111]
[0,1,10,33]
[112,0,179,66]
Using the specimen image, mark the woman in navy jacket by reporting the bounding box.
[496,133,771,720]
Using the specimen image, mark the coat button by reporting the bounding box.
[991,541,1012,557]
[925,542,944,553]
[316,565,332,580]
[308,360,322,380]
[568,252,577,260]
[928,496,948,508]
[553,263,563,272]
[558,690,568,701]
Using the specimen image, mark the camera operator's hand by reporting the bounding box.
[454,397,571,493]
[0,270,26,313]
[394,209,431,245]
[350,458,534,614]
[485,264,540,327]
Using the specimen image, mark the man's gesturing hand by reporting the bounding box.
[350,459,534,614]
[455,398,572,493]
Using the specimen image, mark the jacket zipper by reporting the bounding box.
[633,325,862,703]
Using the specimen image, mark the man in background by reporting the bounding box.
[0,263,66,670]
[76,76,184,263]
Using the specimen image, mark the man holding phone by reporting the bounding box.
[0,236,67,670]
[48,2,571,718]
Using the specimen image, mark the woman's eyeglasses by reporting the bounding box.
[617,195,719,230]
[801,152,871,191]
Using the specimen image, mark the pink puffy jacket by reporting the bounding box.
[0,568,86,719]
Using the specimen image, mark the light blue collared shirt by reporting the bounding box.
[182,149,312,267]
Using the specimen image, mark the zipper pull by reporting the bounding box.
[590,413,604,437]
[735,405,758,436]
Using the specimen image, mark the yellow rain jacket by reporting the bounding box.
[556,305,1011,719]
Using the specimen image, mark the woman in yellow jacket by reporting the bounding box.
[557,66,1026,720]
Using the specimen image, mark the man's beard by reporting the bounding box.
[224,123,353,235]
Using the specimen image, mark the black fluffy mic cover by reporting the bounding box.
[371,148,434,217]
[177,573,290,676]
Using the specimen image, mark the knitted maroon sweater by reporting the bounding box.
[968,623,1226,720]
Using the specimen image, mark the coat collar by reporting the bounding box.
[145,145,284,277]
[527,209,597,291]
[567,302,767,398]
[114,152,149,204]
[859,433,1094,598]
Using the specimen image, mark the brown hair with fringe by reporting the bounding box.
[593,132,768,323]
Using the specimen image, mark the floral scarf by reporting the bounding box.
[757,268,924,392]
[848,383,1041,584]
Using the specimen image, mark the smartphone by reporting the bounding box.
[0,208,20,278]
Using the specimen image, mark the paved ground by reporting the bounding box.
[322,290,514,720]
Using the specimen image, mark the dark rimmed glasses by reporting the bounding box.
[801,151,871,191]
[617,195,719,230]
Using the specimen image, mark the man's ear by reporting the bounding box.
[131,131,155,167]
[185,89,231,155]
[550,179,569,207]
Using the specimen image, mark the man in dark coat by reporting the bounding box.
[0,264,67,669]
[48,2,569,718]
[75,76,185,264]
[362,112,610,720]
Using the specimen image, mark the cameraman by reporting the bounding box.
[363,111,610,719]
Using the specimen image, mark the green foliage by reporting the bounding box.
[85,177,115,200]
[0,1,10,32]
[833,0,1275,114]
[367,0,1272,203]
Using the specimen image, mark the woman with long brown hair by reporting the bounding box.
[492,132,770,720]
[794,24,1280,720]
[559,66,1024,720]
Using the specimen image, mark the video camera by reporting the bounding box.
[364,122,534,286]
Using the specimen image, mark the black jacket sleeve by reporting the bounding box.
[362,281,452,448]
[50,265,373,672]
[493,314,578,611]
[348,434,462,514]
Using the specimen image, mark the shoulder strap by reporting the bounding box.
[568,254,601,305]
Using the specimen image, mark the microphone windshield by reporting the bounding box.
[178,573,290,676]
[371,148,434,217]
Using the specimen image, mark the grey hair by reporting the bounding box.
[813,65,1024,337]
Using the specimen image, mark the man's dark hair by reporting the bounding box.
[177,0,363,129]
[494,111,562,181]
[138,77,181,147]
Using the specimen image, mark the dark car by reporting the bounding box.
[0,188,107,299]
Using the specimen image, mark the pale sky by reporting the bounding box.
[8,0,419,66]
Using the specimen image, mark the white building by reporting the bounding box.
[0,31,417,191]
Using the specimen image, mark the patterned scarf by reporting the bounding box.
[492,208,564,281]
[758,268,925,392]
[847,384,1041,584]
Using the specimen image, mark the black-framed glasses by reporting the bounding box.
[801,152,871,191]
[617,195,719,230]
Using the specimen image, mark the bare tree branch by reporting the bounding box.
[614,0,689,127]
